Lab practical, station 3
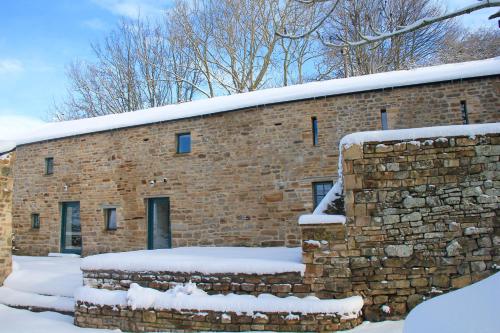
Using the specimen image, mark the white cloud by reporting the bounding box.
[83,18,109,30]
[0,59,24,74]
[91,0,169,19]
[0,114,46,141]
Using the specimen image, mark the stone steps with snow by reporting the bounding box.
[81,247,312,298]
[0,287,74,314]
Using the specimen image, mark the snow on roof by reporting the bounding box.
[1,57,499,155]
[340,122,500,147]
[0,141,16,155]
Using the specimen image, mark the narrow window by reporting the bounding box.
[176,133,191,154]
[31,213,40,229]
[312,117,318,146]
[381,109,388,130]
[104,208,117,230]
[460,100,469,124]
[312,181,333,208]
[45,157,54,175]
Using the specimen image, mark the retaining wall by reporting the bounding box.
[74,303,362,333]
[83,270,308,297]
[301,133,499,320]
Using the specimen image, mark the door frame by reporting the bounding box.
[60,201,82,255]
[147,197,171,250]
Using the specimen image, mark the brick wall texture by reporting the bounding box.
[11,76,500,256]
[301,133,500,320]
[0,153,13,285]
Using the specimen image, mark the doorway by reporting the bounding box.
[147,198,171,249]
[61,202,82,254]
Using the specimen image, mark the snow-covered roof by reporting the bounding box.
[1,57,499,155]
[0,141,16,155]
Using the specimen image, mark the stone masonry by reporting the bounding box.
[301,133,500,320]
[11,76,500,256]
[0,153,13,285]
[82,270,308,297]
[74,303,363,333]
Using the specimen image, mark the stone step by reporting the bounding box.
[83,269,311,298]
[0,286,74,315]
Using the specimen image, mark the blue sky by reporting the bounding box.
[0,0,497,125]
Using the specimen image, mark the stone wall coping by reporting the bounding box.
[340,122,499,148]
[298,214,346,225]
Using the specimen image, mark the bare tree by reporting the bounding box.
[315,0,459,78]
[277,0,500,48]
[436,28,500,64]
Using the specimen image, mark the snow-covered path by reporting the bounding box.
[0,255,82,313]
[4,255,82,297]
[0,304,118,333]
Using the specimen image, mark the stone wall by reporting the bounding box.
[301,133,499,320]
[12,76,500,255]
[83,269,308,297]
[74,302,362,332]
[0,153,13,285]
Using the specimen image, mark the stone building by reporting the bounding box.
[0,153,13,285]
[1,58,499,256]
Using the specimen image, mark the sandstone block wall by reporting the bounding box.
[301,133,499,320]
[74,303,362,332]
[0,153,13,285]
[83,270,308,297]
[12,76,500,255]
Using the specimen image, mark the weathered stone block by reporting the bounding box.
[384,245,413,258]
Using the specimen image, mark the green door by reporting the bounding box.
[61,202,82,254]
[147,198,171,249]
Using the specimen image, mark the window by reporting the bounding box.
[45,157,54,175]
[312,117,318,146]
[460,100,469,124]
[31,214,40,229]
[104,208,117,230]
[313,181,333,209]
[381,109,388,130]
[176,133,191,154]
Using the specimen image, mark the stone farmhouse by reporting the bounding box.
[0,58,499,258]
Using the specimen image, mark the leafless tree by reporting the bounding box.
[315,0,459,78]
[435,28,500,64]
[277,0,500,48]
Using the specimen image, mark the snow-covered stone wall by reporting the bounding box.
[0,153,13,285]
[300,130,499,320]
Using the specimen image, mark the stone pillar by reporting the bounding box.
[0,153,13,285]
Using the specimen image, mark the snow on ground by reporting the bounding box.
[0,287,74,313]
[341,320,404,333]
[1,58,498,155]
[76,282,364,319]
[0,304,402,333]
[404,272,500,333]
[0,256,82,312]
[0,304,119,333]
[4,255,82,297]
[81,247,305,275]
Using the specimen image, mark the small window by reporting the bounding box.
[104,208,117,230]
[176,133,191,154]
[31,214,40,229]
[45,157,54,175]
[460,100,469,124]
[381,109,388,130]
[313,181,333,208]
[312,117,318,146]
